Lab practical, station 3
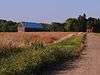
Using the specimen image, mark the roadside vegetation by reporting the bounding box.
[0,33,86,75]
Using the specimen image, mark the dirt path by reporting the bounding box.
[47,33,100,75]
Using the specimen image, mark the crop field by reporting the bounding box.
[0,32,77,48]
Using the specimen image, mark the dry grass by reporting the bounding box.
[0,32,75,49]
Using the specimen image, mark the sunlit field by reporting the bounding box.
[0,32,85,75]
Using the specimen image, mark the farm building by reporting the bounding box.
[18,22,45,32]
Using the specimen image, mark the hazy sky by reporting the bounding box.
[0,0,100,23]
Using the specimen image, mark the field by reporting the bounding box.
[0,32,85,75]
[0,32,77,48]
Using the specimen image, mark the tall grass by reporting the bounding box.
[0,34,85,75]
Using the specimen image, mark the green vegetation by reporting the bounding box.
[42,14,100,32]
[0,14,100,32]
[0,19,18,32]
[0,34,85,75]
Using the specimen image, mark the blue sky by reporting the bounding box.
[0,0,100,23]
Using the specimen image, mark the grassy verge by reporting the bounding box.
[0,33,86,75]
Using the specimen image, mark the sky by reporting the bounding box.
[0,0,100,23]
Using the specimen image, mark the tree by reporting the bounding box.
[0,19,18,32]
[95,18,100,32]
[7,21,18,32]
[50,22,65,32]
[64,18,79,32]
[78,13,87,32]
[87,17,98,32]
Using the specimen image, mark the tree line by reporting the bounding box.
[0,14,100,32]
[42,14,100,32]
[0,19,18,32]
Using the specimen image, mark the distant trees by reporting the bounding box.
[45,14,87,32]
[41,22,65,32]
[42,14,88,32]
[87,17,96,32]
[78,14,87,32]
[96,19,100,32]
[49,22,65,32]
[42,13,100,32]
[64,18,79,32]
[0,19,18,32]
[86,17,100,32]
[0,13,100,32]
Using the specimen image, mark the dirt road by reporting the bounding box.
[48,33,100,75]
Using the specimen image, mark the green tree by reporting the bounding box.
[0,19,18,32]
[87,17,98,32]
[50,22,65,32]
[78,13,87,32]
[96,19,100,32]
[64,18,79,32]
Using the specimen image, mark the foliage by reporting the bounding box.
[41,13,100,32]
[64,18,79,32]
[78,13,87,32]
[0,13,100,32]
[49,22,65,32]
[0,19,18,32]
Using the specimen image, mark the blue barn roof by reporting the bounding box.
[22,22,43,29]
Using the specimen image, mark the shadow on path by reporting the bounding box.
[40,57,83,75]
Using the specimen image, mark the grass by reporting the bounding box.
[0,33,86,75]
[0,32,71,47]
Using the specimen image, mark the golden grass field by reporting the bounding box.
[0,32,77,49]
